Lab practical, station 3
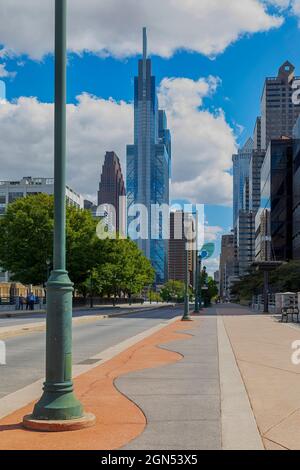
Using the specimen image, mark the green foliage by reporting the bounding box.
[269,261,300,292]
[149,291,162,303]
[206,277,218,301]
[231,270,263,302]
[0,194,155,297]
[231,261,300,301]
[66,205,98,287]
[161,280,189,303]
[90,238,155,298]
[0,194,54,285]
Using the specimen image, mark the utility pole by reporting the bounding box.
[182,228,192,322]
[23,0,95,431]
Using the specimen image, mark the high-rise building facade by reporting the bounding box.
[249,150,266,213]
[261,61,300,151]
[254,117,262,151]
[232,137,254,228]
[293,117,300,259]
[255,138,294,261]
[236,211,255,277]
[126,29,171,284]
[0,176,84,215]
[98,151,126,236]
[168,211,196,287]
[243,177,250,212]
[219,233,235,300]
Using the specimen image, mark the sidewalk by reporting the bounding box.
[2,304,300,449]
[0,306,265,450]
[218,305,300,450]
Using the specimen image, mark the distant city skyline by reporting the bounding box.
[2,3,300,275]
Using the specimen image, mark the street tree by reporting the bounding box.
[0,194,97,287]
[161,280,186,303]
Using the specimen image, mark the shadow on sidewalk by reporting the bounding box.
[0,423,22,432]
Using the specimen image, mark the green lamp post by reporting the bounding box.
[198,255,203,310]
[182,246,193,322]
[194,253,200,313]
[23,0,95,431]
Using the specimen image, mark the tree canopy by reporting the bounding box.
[0,194,154,297]
[161,280,189,303]
[231,261,300,301]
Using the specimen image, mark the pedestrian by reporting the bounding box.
[19,296,24,311]
[26,294,30,310]
[36,295,42,309]
[29,293,35,311]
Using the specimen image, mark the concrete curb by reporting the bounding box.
[0,315,181,420]
[0,315,107,340]
[0,309,45,319]
[217,316,264,450]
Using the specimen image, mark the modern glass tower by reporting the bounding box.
[232,137,254,228]
[127,28,171,285]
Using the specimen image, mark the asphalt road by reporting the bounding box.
[0,305,166,328]
[0,306,182,399]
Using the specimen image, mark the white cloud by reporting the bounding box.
[292,0,300,19]
[0,94,132,199]
[0,0,285,60]
[266,0,300,22]
[0,63,15,79]
[265,0,291,8]
[159,77,236,206]
[202,257,220,277]
[205,225,224,243]
[0,75,236,206]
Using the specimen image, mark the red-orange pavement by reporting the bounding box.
[0,320,194,450]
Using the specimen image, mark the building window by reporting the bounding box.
[8,192,24,203]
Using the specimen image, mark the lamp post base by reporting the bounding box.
[23,412,96,433]
[182,295,193,321]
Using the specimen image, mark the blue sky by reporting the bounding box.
[1,2,300,273]
[4,15,300,142]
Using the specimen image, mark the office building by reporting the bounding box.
[98,151,126,236]
[249,150,266,213]
[219,233,235,300]
[168,211,196,287]
[255,138,294,261]
[293,117,300,259]
[236,210,255,276]
[232,138,254,228]
[84,199,97,214]
[254,117,262,151]
[214,271,220,294]
[243,177,250,212]
[0,176,84,215]
[126,28,171,284]
[261,61,300,150]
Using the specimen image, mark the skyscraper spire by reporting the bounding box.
[143,27,147,62]
[127,27,171,284]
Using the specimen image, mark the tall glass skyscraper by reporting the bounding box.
[127,28,171,284]
[232,137,254,228]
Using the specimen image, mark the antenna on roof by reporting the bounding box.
[143,27,147,62]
